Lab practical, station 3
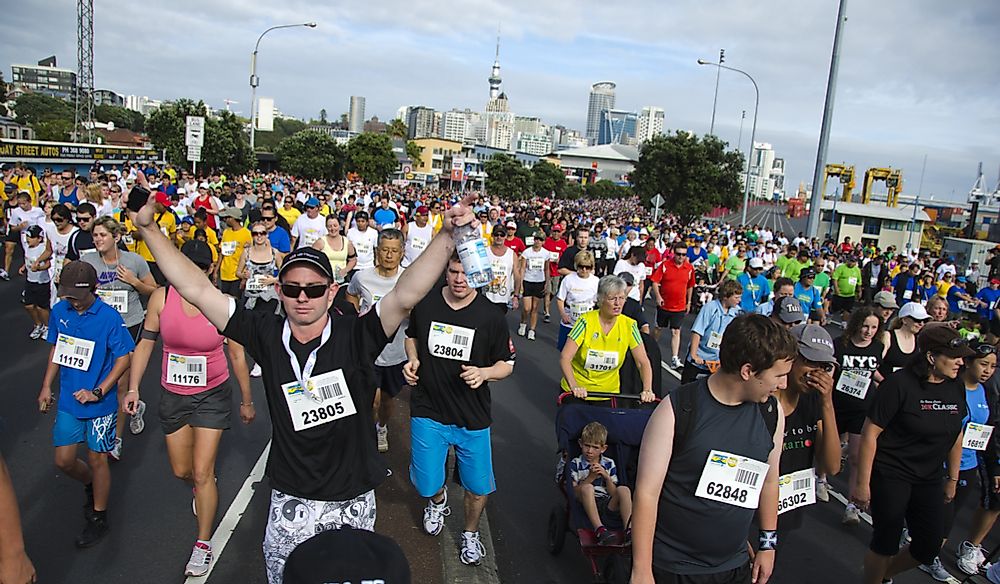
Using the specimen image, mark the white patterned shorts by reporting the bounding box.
[262,488,376,584]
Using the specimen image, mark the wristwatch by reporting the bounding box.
[91,387,104,400]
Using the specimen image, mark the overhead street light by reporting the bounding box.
[697,59,759,226]
[249,22,318,152]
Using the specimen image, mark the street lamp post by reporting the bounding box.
[708,49,725,135]
[249,22,317,151]
[698,59,759,226]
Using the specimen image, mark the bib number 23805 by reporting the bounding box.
[282,370,357,432]
[429,321,475,362]
[695,449,769,509]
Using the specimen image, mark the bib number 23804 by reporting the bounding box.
[282,370,357,432]
[695,449,769,509]
[429,321,475,362]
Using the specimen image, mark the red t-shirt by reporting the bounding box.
[650,259,695,311]
[505,236,526,256]
[643,247,662,278]
[544,237,568,278]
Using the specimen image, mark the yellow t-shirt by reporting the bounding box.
[137,212,179,262]
[937,280,953,298]
[179,224,219,251]
[164,167,178,181]
[561,311,642,398]
[15,175,42,206]
[219,227,251,281]
[278,206,301,227]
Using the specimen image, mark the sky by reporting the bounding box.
[3,0,999,203]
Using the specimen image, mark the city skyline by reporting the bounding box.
[2,0,998,202]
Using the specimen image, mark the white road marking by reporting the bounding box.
[185,441,271,584]
[827,486,873,525]
[661,360,681,380]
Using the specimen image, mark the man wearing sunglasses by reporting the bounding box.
[129,184,478,584]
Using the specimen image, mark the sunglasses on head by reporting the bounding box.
[280,283,328,299]
[972,343,997,357]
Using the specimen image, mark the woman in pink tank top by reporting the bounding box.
[124,240,254,577]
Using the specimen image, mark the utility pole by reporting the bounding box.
[708,49,725,135]
[74,0,95,143]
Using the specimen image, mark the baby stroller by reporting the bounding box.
[548,392,656,583]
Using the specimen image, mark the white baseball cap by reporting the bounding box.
[898,302,930,321]
[748,257,765,269]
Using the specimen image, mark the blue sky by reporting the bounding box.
[3,0,999,203]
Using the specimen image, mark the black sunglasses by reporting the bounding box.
[251,231,267,236]
[280,283,328,299]
[262,216,276,221]
[972,343,997,357]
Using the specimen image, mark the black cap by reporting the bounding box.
[616,271,636,286]
[57,261,97,300]
[354,211,369,220]
[800,268,816,279]
[181,240,214,269]
[278,247,334,281]
[25,225,44,238]
[283,528,411,584]
[917,326,975,359]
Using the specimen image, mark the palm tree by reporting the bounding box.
[387,118,408,139]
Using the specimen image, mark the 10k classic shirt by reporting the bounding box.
[223,303,391,501]
[868,368,966,484]
[407,289,516,431]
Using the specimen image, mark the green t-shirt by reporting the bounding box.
[831,264,862,297]
[783,259,811,282]
[724,255,746,280]
[775,255,794,275]
[813,272,831,295]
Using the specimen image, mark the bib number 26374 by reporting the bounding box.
[695,449,769,509]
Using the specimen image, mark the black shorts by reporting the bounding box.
[375,363,405,398]
[5,231,19,244]
[22,281,50,307]
[523,280,545,299]
[868,470,946,564]
[656,308,685,330]
[158,381,233,435]
[830,295,855,313]
[653,561,751,584]
[834,407,866,436]
[220,279,242,298]
[491,301,508,314]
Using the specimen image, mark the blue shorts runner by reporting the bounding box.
[410,416,495,498]
[52,409,117,452]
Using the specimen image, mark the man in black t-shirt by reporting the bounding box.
[403,255,515,567]
[64,202,97,262]
[130,181,478,584]
[557,227,590,276]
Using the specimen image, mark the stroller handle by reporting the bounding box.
[557,390,660,405]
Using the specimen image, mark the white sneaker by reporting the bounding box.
[109,437,122,462]
[39,325,48,339]
[517,323,526,337]
[422,488,450,536]
[527,330,536,341]
[29,324,42,339]
[816,478,829,502]
[0,269,8,281]
[129,400,146,435]
[250,363,262,377]
[842,503,860,526]
[900,526,912,547]
[461,530,486,566]
[918,557,954,582]
[670,356,682,369]
[184,542,213,577]
[376,424,389,453]
[958,540,986,575]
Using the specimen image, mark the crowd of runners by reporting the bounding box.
[1,161,1000,584]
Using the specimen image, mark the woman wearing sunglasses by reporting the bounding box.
[124,239,254,578]
[238,221,282,315]
[852,326,973,584]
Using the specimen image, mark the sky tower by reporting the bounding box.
[488,28,501,99]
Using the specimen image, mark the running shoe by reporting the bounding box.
[185,542,213,577]
[376,424,389,453]
[670,356,682,369]
[75,511,109,548]
[129,400,146,435]
[517,323,526,337]
[39,325,48,339]
[595,526,615,546]
[29,324,42,340]
[842,503,860,526]
[958,540,986,575]
[109,437,122,462]
[918,557,955,582]
[250,363,262,378]
[816,478,830,503]
[0,269,8,281]
[422,487,450,536]
[543,313,551,323]
[460,530,486,566]
[527,330,536,341]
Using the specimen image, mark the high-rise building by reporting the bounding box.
[482,35,514,151]
[348,96,365,133]
[406,106,437,139]
[586,82,616,145]
[598,109,638,145]
[11,56,77,99]
[93,89,124,107]
[636,106,665,143]
[516,133,552,156]
[742,142,785,201]
[440,109,471,142]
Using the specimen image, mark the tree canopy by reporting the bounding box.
[146,100,253,174]
[13,93,75,140]
[250,117,308,152]
[276,130,346,179]
[530,160,566,197]
[346,133,397,184]
[632,132,744,223]
[95,104,144,132]
[483,153,532,200]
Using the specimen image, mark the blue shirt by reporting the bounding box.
[960,384,990,471]
[373,207,399,228]
[687,247,708,264]
[737,273,770,313]
[691,300,742,362]
[916,285,937,304]
[947,285,967,313]
[892,273,919,303]
[58,186,79,207]
[977,287,1000,321]
[268,226,291,253]
[47,297,135,419]
[754,299,776,317]
[793,282,823,315]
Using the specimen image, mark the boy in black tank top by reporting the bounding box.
[631,315,798,584]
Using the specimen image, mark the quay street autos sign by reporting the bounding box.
[0,139,161,163]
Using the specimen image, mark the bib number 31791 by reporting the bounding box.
[695,449,770,509]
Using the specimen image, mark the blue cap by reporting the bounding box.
[957,276,967,283]
[305,197,320,208]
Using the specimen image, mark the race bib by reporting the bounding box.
[166,353,206,387]
[584,349,619,372]
[694,450,769,509]
[903,289,913,300]
[549,251,560,262]
[525,236,534,246]
[411,236,428,251]
[245,274,268,292]
[220,241,238,256]
[282,369,357,432]
[963,422,994,451]
[593,249,603,260]
[848,277,858,286]
[644,266,653,277]
[528,258,544,271]
[570,302,591,322]
[778,468,816,515]
[428,321,475,362]
[53,334,95,371]
[96,289,128,314]
[355,242,372,257]
[835,370,871,400]
[122,234,134,246]
[706,331,723,351]
[870,277,877,287]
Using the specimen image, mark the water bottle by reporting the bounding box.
[453,222,493,288]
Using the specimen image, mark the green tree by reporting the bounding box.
[13,93,74,130]
[276,130,346,179]
[251,117,308,152]
[585,179,632,199]
[562,182,584,200]
[346,133,397,183]
[483,153,532,199]
[146,100,253,173]
[405,140,423,165]
[386,118,407,139]
[94,104,145,132]
[34,119,75,141]
[531,160,566,197]
[632,132,743,223]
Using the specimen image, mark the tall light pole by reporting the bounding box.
[708,48,725,135]
[805,0,848,238]
[698,59,759,226]
[249,22,317,151]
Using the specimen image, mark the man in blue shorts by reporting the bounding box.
[403,254,516,567]
[37,261,134,548]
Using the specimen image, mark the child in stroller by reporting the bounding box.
[570,421,633,546]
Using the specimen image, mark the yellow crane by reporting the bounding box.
[861,167,903,206]
[820,164,857,202]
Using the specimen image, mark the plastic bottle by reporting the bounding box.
[453,222,493,288]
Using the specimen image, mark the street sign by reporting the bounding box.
[187,146,202,162]
[185,116,205,147]
[651,194,665,207]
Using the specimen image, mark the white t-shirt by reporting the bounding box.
[403,222,434,267]
[8,206,46,249]
[484,246,516,305]
[347,227,379,271]
[613,259,648,302]
[291,213,327,248]
[557,273,599,325]
[522,247,549,283]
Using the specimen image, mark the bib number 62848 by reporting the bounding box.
[704,482,748,504]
